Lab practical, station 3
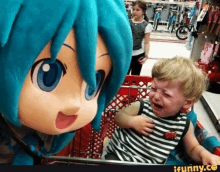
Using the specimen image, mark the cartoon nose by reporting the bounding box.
[62,98,81,115]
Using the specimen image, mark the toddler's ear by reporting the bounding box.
[182,98,195,111]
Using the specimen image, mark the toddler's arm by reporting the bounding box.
[115,101,155,136]
[183,121,220,165]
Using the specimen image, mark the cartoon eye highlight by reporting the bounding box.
[85,70,105,100]
[31,58,66,92]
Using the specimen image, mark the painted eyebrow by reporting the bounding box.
[63,43,75,52]
[63,43,109,57]
[99,53,109,58]
[63,43,109,58]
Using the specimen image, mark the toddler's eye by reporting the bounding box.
[31,59,66,92]
[85,70,105,100]
[151,87,156,92]
[164,93,171,97]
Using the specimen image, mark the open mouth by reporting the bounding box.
[153,102,163,109]
[55,112,77,129]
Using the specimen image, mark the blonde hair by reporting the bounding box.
[152,56,208,102]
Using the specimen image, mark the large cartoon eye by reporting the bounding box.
[85,70,105,100]
[31,58,66,92]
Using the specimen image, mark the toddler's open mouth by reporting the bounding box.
[153,102,163,109]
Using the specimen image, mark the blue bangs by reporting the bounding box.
[0,0,132,132]
[90,0,132,131]
[0,0,80,126]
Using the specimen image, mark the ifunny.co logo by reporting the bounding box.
[174,165,218,172]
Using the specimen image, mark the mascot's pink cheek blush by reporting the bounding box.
[55,112,77,129]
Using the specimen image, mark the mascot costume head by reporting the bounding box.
[0,0,132,165]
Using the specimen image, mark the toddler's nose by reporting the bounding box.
[154,92,161,101]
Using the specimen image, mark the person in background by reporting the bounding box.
[167,8,173,29]
[185,1,200,50]
[127,0,153,75]
[167,10,178,32]
[153,7,162,31]
[103,57,220,165]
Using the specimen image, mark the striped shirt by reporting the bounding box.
[105,99,190,164]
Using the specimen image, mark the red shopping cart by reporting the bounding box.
[44,75,220,165]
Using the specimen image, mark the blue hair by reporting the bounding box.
[0,0,132,131]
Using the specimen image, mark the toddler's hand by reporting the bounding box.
[201,153,220,165]
[131,115,155,136]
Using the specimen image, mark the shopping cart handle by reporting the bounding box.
[44,156,153,166]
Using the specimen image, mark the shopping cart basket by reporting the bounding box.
[44,75,220,165]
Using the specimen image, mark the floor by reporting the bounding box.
[139,26,220,140]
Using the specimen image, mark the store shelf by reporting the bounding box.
[194,100,220,140]
[200,91,220,133]
[190,0,220,135]
[125,0,195,6]
[145,0,194,5]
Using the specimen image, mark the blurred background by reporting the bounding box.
[125,0,220,140]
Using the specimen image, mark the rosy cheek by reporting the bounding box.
[149,93,154,102]
[149,91,155,97]
[163,101,170,109]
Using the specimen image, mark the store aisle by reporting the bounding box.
[140,40,220,140]
[194,100,220,140]
[140,41,191,76]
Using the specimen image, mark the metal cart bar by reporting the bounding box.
[44,156,154,166]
